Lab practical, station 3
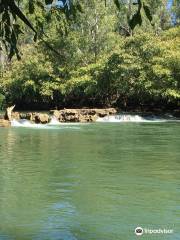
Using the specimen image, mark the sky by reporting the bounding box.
[51,0,173,9]
[167,0,173,9]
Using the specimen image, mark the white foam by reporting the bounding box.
[10,114,179,127]
[48,116,61,125]
[96,115,145,122]
[11,119,50,128]
[11,118,82,129]
[96,114,178,123]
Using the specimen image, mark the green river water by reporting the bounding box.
[0,122,179,240]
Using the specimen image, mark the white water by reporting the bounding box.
[48,116,61,125]
[96,114,178,123]
[11,119,53,129]
[11,118,82,129]
[10,114,179,128]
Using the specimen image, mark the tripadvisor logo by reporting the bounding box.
[135,227,144,236]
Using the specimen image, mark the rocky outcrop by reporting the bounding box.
[19,112,32,120]
[0,119,11,127]
[34,113,50,124]
[12,112,20,120]
[2,107,117,125]
[18,112,50,124]
[51,108,117,122]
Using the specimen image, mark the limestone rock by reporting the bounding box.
[12,112,20,120]
[34,113,50,124]
[52,108,117,122]
[19,112,32,120]
[0,119,11,127]
[4,105,15,121]
[3,108,117,124]
[53,110,61,119]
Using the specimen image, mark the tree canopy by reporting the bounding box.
[0,0,179,111]
[0,0,154,59]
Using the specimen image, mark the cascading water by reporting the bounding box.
[11,119,35,127]
[11,119,51,128]
[48,116,61,125]
[96,114,145,122]
[10,117,82,129]
[10,114,179,127]
[96,114,179,123]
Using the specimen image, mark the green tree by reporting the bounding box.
[0,0,152,59]
[96,26,180,108]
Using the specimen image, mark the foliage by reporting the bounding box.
[96,27,180,107]
[0,1,179,110]
[0,93,5,109]
[0,0,153,59]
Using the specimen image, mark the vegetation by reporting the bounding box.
[0,0,179,110]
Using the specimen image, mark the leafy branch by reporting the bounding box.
[0,0,153,59]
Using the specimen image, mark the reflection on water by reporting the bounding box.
[0,123,180,240]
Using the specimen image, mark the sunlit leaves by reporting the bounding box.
[1,25,179,108]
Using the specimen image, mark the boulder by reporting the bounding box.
[19,112,32,120]
[12,112,20,120]
[34,113,50,124]
[59,109,80,122]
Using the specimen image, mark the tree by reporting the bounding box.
[95,26,180,108]
[0,1,179,110]
[0,0,153,59]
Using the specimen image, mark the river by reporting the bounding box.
[0,122,179,239]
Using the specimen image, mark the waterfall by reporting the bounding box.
[96,114,178,123]
[11,119,47,128]
[48,116,61,125]
[10,117,82,129]
[10,114,179,127]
